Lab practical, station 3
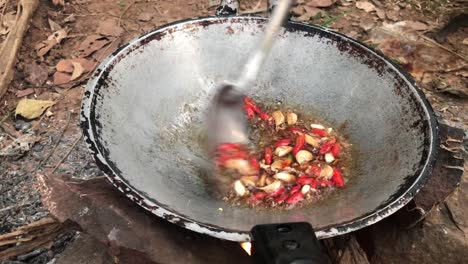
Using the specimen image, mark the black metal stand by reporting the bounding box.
[251,222,331,264]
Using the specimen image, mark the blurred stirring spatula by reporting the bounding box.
[207,0,293,150]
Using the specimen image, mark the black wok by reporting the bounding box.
[80,16,438,242]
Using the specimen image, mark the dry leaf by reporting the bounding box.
[52,0,65,6]
[15,99,55,119]
[97,19,123,37]
[47,28,68,43]
[306,0,334,7]
[35,40,57,57]
[70,62,84,80]
[291,6,305,16]
[92,37,121,61]
[303,6,324,17]
[137,12,153,22]
[36,29,68,56]
[56,58,95,73]
[78,35,112,57]
[356,1,375,12]
[463,38,468,46]
[16,88,35,98]
[48,18,62,31]
[53,71,72,85]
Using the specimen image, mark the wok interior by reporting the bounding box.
[87,18,431,236]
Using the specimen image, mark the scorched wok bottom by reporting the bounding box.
[80,16,438,241]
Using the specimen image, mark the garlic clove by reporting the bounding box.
[258,180,282,193]
[319,164,334,180]
[324,153,335,163]
[234,180,247,196]
[272,111,285,126]
[301,185,311,194]
[240,176,259,187]
[310,124,325,130]
[224,159,256,175]
[295,150,313,165]
[274,146,293,157]
[305,134,321,148]
[271,159,283,172]
[286,112,298,125]
[273,172,296,183]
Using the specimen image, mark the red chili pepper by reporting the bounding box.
[289,127,305,135]
[259,112,270,121]
[308,164,322,177]
[274,139,292,147]
[264,147,272,165]
[290,185,301,195]
[244,105,256,118]
[312,128,327,137]
[292,133,306,155]
[316,180,333,187]
[249,157,260,171]
[286,192,304,204]
[217,143,243,152]
[251,192,268,200]
[275,193,289,203]
[270,187,285,198]
[297,176,317,186]
[331,143,340,157]
[319,143,334,155]
[244,96,262,114]
[332,168,344,188]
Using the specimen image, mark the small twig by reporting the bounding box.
[0,201,31,213]
[34,114,72,173]
[419,34,468,62]
[443,165,464,171]
[51,133,82,174]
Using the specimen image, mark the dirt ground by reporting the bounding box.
[0,0,467,263]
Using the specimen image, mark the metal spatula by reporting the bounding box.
[207,0,293,149]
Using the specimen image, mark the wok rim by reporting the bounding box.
[80,16,439,241]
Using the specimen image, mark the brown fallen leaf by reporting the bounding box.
[56,58,96,73]
[15,99,55,120]
[78,35,112,57]
[35,28,68,56]
[16,88,35,98]
[306,0,334,8]
[48,18,62,31]
[92,37,121,62]
[97,19,124,37]
[291,6,305,16]
[53,71,72,85]
[355,1,375,12]
[52,0,65,6]
[303,6,324,17]
[137,12,153,22]
[70,62,84,81]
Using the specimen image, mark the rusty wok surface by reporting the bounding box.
[80,16,438,241]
